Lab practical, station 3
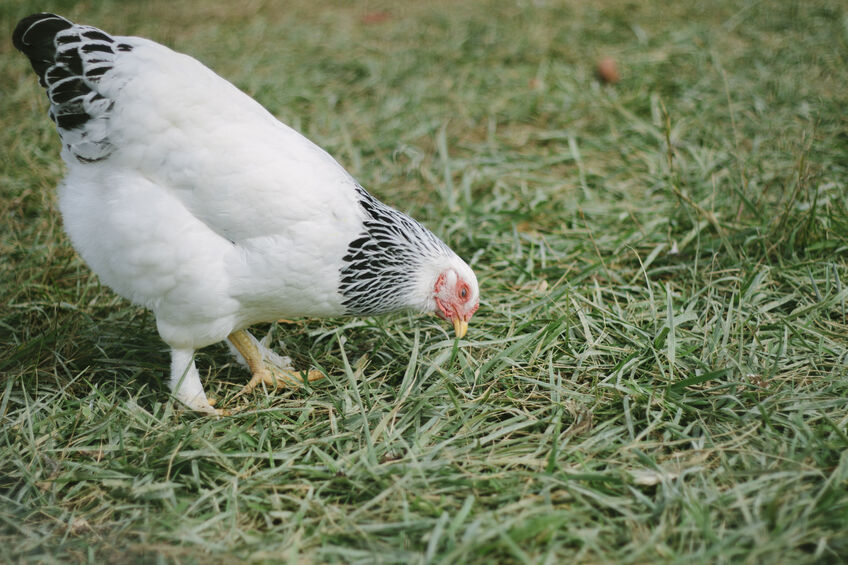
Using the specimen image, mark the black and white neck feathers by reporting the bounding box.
[339,185,456,315]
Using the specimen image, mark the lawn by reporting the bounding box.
[2,0,848,562]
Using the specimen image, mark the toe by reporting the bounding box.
[305,369,325,382]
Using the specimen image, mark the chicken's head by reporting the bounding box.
[433,262,479,338]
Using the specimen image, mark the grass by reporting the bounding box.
[2,0,848,562]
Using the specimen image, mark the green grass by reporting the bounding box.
[2,0,848,562]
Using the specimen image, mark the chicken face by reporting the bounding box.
[434,268,479,338]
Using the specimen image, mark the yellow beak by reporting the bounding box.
[452,317,469,339]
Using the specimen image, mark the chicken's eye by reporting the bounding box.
[459,286,468,299]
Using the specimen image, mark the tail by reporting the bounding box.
[13,13,133,163]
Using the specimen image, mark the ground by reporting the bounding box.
[2,0,847,563]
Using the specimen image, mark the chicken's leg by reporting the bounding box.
[170,348,228,415]
[228,329,324,397]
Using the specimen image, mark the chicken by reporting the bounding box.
[13,13,480,415]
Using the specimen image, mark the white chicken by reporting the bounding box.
[13,13,479,415]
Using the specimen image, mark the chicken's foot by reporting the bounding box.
[227,329,324,398]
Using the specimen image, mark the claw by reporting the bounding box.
[227,329,325,402]
[179,394,229,416]
[238,367,324,396]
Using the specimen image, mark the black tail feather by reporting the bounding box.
[13,13,73,88]
[13,13,130,163]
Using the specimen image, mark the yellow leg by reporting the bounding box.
[227,329,324,397]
